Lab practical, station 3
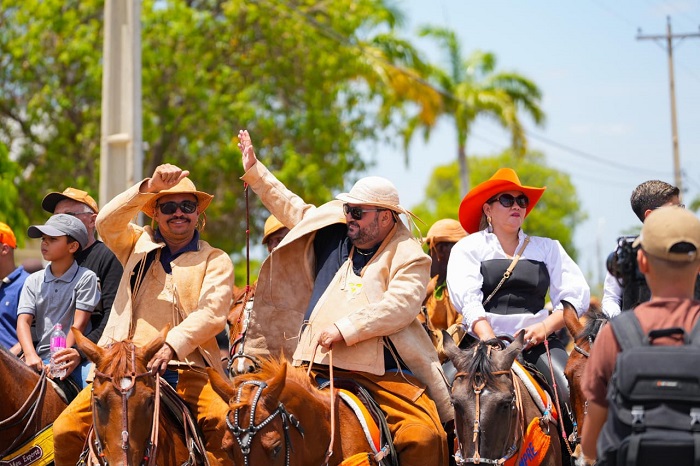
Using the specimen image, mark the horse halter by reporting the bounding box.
[87,345,160,466]
[453,369,523,466]
[226,379,304,466]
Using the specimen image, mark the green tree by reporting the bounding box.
[410,26,545,196]
[0,0,436,254]
[412,150,586,258]
[0,142,28,247]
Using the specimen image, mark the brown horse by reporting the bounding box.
[0,344,67,460]
[563,304,608,455]
[442,332,562,466]
[209,357,379,466]
[74,327,206,466]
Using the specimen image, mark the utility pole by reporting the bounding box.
[100,0,143,212]
[637,16,700,194]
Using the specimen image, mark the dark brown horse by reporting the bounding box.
[209,357,378,466]
[74,327,205,466]
[443,332,562,466]
[0,344,67,461]
[563,304,608,457]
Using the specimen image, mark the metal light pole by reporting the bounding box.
[99,0,143,211]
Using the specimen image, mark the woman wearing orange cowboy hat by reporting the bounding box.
[446,168,590,416]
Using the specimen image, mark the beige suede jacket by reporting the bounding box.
[242,162,452,422]
[95,182,234,377]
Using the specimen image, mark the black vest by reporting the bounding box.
[480,259,550,315]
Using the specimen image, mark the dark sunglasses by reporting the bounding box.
[157,200,198,215]
[488,193,529,209]
[343,204,385,221]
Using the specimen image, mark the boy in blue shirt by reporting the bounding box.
[17,214,100,387]
[0,222,30,355]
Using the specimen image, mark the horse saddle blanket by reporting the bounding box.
[511,360,558,424]
[0,425,54,466]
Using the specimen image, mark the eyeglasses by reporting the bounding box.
[157,200,198,215]
[488,193,529,209]
[343,204,385,220]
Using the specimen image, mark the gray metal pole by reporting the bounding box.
[99,0,143,214]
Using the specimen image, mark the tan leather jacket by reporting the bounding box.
[242,162,452,421]
[95,182,234,377]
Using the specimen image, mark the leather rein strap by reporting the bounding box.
[483,237,530,306]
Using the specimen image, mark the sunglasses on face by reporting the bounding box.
[488,193,529,209]
[342,204,385,221]
[157,200,198,215]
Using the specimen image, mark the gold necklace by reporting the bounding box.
[354,247,377,257]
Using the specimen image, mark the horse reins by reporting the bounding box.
[88,344,160,466]
[0,368,49,458]
[453,346,523,465]
[226,379,303,466]
[228,182,261,375]
[307,344,337,466]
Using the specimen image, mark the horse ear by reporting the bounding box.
[73,326,104,365]
[441,330,462,362]
[563,306,583,340]
[141,325,170,362]
[497,331,524,369]
[262,362,287,412]
[208,367,236,402]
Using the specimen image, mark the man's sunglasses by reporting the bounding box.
[343,204,385,220]
[488,193,529,209]
[157,200,198,215]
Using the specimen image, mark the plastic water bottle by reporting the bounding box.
[49,323,67,378]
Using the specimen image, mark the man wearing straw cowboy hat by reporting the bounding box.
[53,163,235,466]
[238,130,450,466]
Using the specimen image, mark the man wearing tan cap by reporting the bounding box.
[0,222,30,355]
[238,130,450,466]
[53,164,234,466]
[581,206,700,465]
[42,187,123,379]
[261,214,290,253]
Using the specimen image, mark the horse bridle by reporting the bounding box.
[452,369,523,465]
[228,291,262,375]
[226,379,304,466]
[86,345,162,466]
[0,368,49,458]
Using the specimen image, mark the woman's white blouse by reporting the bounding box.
[446,229,590,335]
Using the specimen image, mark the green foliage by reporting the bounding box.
[0,0,431,254]
[412,150,586,259]
[0,142,28,247]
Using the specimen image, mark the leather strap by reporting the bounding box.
[483,236,530,306]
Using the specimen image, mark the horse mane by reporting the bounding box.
[98,340,142,378]
[229,355,322,409]
[466,339,503,388]
[578,305,608,342]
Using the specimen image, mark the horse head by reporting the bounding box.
[563,304,608,453]
[74,326,168,466]
[210,359,308,466]
[443,331,525,464]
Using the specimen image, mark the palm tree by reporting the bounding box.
[411,26,545,195]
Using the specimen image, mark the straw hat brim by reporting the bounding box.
[458,176,545,234]
[335,193,404,213]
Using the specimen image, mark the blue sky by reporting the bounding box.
[370,0,700,289]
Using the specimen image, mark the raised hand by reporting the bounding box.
[144,164,190,193]
[238,129,258,172]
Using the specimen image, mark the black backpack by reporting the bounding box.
[597,311,700,466]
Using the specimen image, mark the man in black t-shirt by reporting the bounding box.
[41,188,123,379]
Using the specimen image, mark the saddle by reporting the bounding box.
[48,376,80,404]
[158,379,209,465]
[318,378,399,466]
